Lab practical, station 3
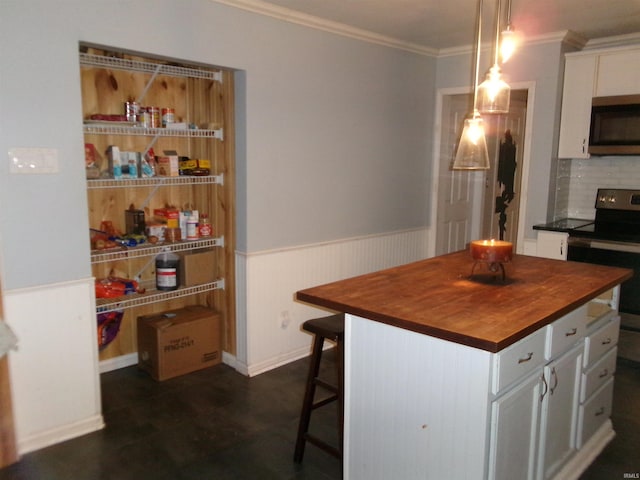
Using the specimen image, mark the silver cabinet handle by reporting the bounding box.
[518,352,534,364]
[599,368,609,378]
[565,328,577,337]
[550,367,559,395]
[540,372,548,402]
[602,338,612,345]
[595,407,605,417]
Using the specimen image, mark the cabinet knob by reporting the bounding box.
[594,407,605,417]
[565,328,577,337]
[598,368,609,378]
[602,338,612,345]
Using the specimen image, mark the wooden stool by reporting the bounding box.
[293,313,345,463]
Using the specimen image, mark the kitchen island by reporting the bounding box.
[296,251,632,480]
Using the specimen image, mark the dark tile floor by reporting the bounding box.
[0,353,637,479]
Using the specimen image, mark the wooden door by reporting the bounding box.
[435,93,482,255]
[437,90,528,255]
[480,89,528,249]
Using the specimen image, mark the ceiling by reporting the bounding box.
[219,0,640,53]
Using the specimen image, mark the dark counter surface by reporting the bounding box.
[296,251,632,353]
[533,218,594,232]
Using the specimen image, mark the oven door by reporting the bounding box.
[567,237,640,317]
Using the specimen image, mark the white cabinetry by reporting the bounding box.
[595,49,640,97]
[537,344,583,480]
[577,313,620,447]
[558,46,640,159]
[558,55,596,159]
[536,231,568,260]
[345,294,620,480]
[488,307,586,480]
[489,371,542,480]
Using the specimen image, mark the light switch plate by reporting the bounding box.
[8,147,59,174]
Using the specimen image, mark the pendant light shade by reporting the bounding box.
[478,0,510,115]
[500,0,518,63]
[500,26,518,63]
[478,64,511,113]
[453,0,490,170]
[453,111,490,170]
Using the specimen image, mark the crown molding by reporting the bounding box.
[438,31,584,58]
[210,0,438,57]
[585,32,640,49]
[210,1,638,59]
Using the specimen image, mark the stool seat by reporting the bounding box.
[294,313,345,464]
[302,313,344,342]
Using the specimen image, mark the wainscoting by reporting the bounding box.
[3,278,103,455]
[235,227,431,376]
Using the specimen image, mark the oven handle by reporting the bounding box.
[569,237,640,254]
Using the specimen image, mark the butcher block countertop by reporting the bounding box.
[296,251,633,353]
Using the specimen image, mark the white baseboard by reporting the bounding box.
[552,419,615,480]
[99,353,138,373]
[18,414,104,456]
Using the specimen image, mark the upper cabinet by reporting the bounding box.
[558,46,640,159]
[595,49,640,97]
[558,55,597,159]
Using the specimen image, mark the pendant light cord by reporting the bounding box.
[493,0,502,66]
[472,0,483,113]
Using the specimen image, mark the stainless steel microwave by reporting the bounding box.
[589,94,640,155]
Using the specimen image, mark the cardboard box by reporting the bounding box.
[137,305,221,381]
[180,249,215,286]
[156,155,179,177]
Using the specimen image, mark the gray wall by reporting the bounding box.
[0,0,436,289]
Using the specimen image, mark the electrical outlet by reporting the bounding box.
[279,310,291,329]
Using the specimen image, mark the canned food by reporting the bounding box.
[162,108,175,127]
[148,106,161,128]
[125,101,139,122]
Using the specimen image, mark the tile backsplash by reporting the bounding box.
[557,156,640,219]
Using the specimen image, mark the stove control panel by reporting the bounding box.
[596,189,640,211]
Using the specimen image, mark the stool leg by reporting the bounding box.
[294,334,324,463]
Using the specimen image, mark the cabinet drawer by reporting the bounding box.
[580,347,617,403]
[577,378,614,448]
[492,328,546,394]
[545,304,587,360]
[584,315,620,368]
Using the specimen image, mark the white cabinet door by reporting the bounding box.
[558,55,596,159]
[489,370,542,480]
[536,231,568,260]
[595,49,640,97]
[537,344,583,480]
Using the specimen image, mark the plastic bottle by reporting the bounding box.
[198,213,212,237]
[155,249,180,291]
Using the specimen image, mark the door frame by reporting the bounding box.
[428,81,536,258]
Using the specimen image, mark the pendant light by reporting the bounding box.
[453,0,490,170]
[500,0,518,63]
[477,0,511,114]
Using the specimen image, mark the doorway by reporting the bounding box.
[434,88,529,256]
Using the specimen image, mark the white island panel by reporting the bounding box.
[344,314,492,480]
